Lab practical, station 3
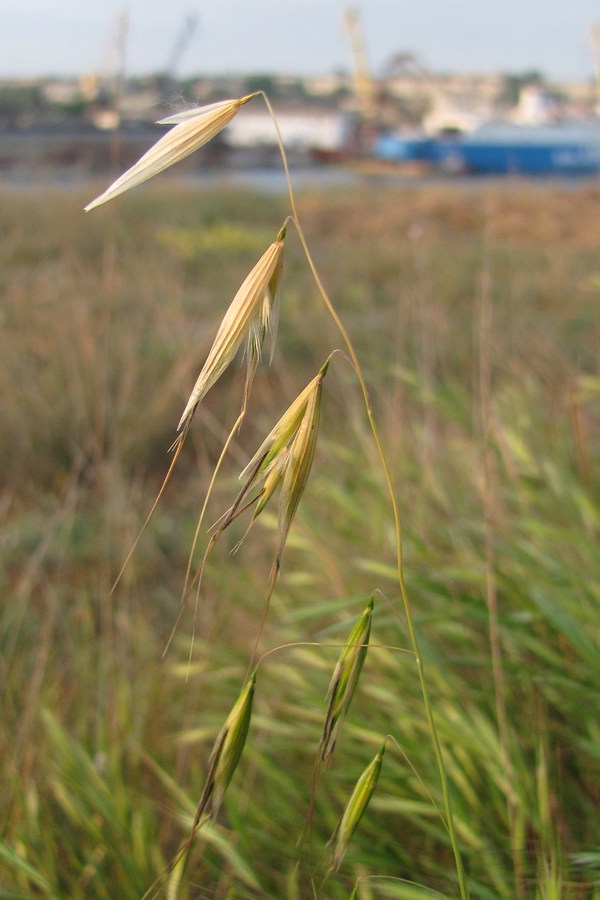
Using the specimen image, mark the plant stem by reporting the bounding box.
[260,91,470,899]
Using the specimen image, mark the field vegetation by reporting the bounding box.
[1,176,600,898]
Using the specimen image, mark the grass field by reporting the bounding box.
[1,176,600,899]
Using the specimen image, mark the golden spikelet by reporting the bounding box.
[272,367,322,575]
[177,221,287,431]
[240,356,330,482]
[85,95,257,211]
[226,357,331,568]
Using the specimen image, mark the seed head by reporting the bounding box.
[178,223,287,431]
[274,372,322,571]
[85,95,256,211]
[231,357,330,571]
[240,356,330,482]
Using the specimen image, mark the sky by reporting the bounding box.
[2,0,600,83]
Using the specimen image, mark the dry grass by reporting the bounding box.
[1,178,599,898]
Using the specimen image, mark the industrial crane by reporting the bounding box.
[343,6,377,129]
[343,8,426,148]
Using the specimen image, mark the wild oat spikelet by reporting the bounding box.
[329,743,385,872]
[85,95,257,211]
[240,356,331,484]
[319,595,374,764]
[177,220,287,432]
[273,369,322,575]
[228,356,330,572]
[194,672,256,824]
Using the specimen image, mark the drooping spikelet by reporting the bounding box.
[228,356,330,572]
[241,356,331,483]
[319,595,374,764]
[329,742,385,872]
[85,95,257,211]
[177,220,287,431]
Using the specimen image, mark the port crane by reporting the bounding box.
[343,6,378,130]
[343,7,430,151]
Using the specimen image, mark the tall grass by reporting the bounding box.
[1,175,600,898]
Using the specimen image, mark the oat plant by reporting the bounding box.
[86,91,469,898]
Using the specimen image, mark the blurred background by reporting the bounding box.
[1,5,600,899]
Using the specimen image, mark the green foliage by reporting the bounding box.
[0,84,46,118]
[1,183,600,898]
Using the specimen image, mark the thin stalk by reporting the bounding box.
[181,405,246,603]
[162,405,247,663]
[110,426,188,597]
[259,91,469,899]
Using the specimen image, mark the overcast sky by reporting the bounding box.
[2,0,599,82]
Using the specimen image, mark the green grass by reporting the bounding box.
[1,179,600,898]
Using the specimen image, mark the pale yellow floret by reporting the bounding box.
[177,233,285,431]
[84,95,257,211]
[240,362,328,481]
[274,376,322,564]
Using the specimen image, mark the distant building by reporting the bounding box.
[41,79,81,105]
[224,106,348,152]
[1,69,597,139]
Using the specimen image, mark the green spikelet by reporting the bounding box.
[330,743,385,872]
[319,595,374,763]
[194,671,256,824]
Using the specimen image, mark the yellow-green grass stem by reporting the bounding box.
[259,91,470,899]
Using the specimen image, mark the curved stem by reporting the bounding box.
[260,91,469,898]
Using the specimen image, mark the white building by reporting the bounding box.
[224,107,348,152]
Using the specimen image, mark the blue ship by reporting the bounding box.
[375,120,600,176]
